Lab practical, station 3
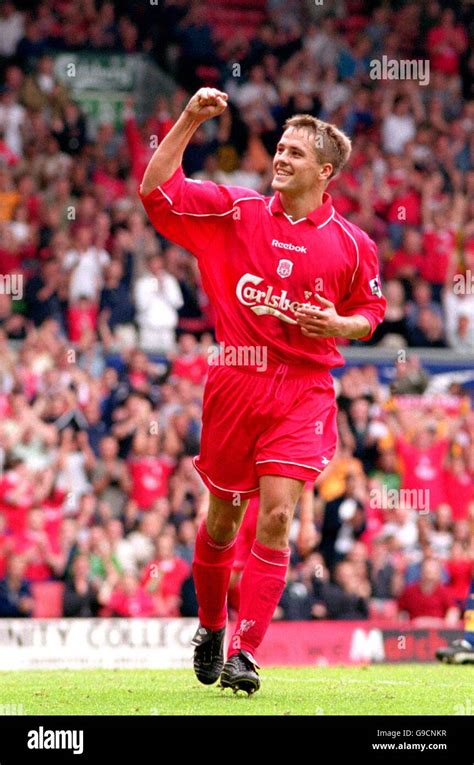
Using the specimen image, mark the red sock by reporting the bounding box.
[228,540,290,659]
[227,575,241,613]
[192,521,237,631]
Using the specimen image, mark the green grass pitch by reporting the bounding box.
[0,664,473,715]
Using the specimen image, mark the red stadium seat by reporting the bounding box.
[31,581,65,618]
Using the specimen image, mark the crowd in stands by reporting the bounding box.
[0,0,472,623]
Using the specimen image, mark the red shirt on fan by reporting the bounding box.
[92,169,126,204]
[445,559,472,604]
[329,170,360,217]
[0,471,35,535]
[127,456,175,510]
[427,24,468,76]
[443,467,474,521]
[171,354,208,385]
[387,190,421,226]
[398,581,454,619]
[67,302,98,342]
[108,586,155,617]
[141,556,190,614]
[395,436,449,511]
[421,227,455,285]
[384,248,423,281]
[12,530,59,581]
[139,166,386,370]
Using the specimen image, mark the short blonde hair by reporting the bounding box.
[283,114,352,179]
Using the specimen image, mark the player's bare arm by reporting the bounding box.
[141,87,228,195]
[295,294,371,339]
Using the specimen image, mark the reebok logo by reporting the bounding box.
[272,239,307,253]
[27,727,84,755]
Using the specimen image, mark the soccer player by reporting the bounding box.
[140,87,386,694]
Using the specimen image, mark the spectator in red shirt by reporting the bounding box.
[384,228,424,292]
[445,542,472,609]
[421,180,464,301]
[427,8,468,76]
[100,572,155,617]
[392,423,450,512]
[12,507,59,581]
[67,296,99,343]
[127,431,176,511]
[91,157,126,204]
[443,456,474,521]
[170,333,208,385]
[387,181,421,228]
[141,534,190,617]
[0,459,37,535]
[398,558,459,624]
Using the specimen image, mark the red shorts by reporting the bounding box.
[193,362,338,501]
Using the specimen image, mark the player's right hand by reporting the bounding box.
[185,88,228,122]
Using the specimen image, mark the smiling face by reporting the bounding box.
[272,128,332,198]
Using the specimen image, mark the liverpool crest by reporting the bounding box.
[277,259,294,278]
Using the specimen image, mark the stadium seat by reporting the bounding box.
[31,582,65,618]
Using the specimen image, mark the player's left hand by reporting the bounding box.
[295,294,345,338]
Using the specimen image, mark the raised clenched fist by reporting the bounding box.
[184,87,228,122]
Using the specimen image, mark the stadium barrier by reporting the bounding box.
[0,619,463,669]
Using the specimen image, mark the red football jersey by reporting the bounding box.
[139,167,386,369]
